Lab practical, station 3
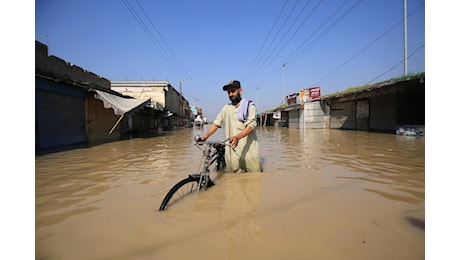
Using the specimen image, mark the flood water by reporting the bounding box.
[35,126,425,260]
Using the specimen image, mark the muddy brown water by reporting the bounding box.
[35,126,425,260]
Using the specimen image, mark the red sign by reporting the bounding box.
[308,87,321,101]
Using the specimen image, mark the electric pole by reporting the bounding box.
[404,0,408,75]
[179,79,191,127]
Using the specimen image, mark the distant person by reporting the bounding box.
[199,80,262,173]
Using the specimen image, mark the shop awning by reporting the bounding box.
[94,90,150,116]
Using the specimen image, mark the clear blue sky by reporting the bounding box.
[35,0,425,120]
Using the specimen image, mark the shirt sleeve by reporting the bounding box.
[244,104,257,129]
[213,105,226,127]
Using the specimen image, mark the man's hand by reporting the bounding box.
[195,135,207,143]
[230,136,239,148]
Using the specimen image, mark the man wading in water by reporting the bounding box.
[199,80,262,173]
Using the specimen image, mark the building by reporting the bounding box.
[261,73,425,135]
[36,41,150,153]
[111,80,193,130]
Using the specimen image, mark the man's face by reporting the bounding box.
[227,88,241,103]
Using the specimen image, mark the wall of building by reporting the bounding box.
[356,99,370,131]
[36,41,124,152]
[325,75,424,133]
[111,84,167,109]
[36,77,87,150]
[36,41,110,89]
[303,102,327,129]
[85,97,122,143]
[277,74,424,133]
[329,101,355,129]
[288,109,300,128]
[369,94,397,132]
[111,80,193,130]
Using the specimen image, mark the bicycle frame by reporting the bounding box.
[158,136,230,211]
[195,138,229,191]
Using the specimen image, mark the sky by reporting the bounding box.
[34,0,425,120]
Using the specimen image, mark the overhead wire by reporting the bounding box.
[240,0,290,82]
[247,0,323,87]
[121,0,192,83]
[313,1,425,86]
[134,0,193,81]
[246,0,360,96]
[286,0,361,67]
[243,0,301,84]
[367,43,424,84]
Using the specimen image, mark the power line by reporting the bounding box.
[241,0,289,82]
[134,0,192,81]
[313,1,424,86]
[248,0,360,93]
[367,43,424,84]
[121,0,192,82]
[248,0,323,87]
[246,0,322,86]
[244,0,302,83]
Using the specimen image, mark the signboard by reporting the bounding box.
[286,93,298,105]
[285,86,321,106]
[299,88,309,103]
[309,87,321,101]
[273,111,281,119]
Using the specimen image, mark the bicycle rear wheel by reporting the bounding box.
[158,174,214,211]
[214,144,226,172]
[216,155,226,171]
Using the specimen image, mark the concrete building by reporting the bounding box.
[260,73,425,135]
[36,41,151,153]
[111,80,193,130]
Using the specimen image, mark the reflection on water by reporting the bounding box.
[36,127,424,260]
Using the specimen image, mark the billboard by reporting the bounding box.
[286,93,299,105]
[308,86,321,101]
[285,86,321,106]
[299,89,309,103]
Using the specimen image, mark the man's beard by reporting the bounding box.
[229,94,242,105]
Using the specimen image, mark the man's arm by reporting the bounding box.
[230,104,257,147]
[230,125,254,148]
[201,124,219,141]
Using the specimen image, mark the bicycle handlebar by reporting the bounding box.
[194,135,229,145]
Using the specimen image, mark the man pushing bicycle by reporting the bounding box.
[199,80,262,173]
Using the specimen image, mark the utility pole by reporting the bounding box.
[179,81,182,126]
[404,0,408,75]
[179,79,191,127]
[256,87,259,109]
[282,63,286,104]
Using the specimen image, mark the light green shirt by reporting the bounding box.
[213,102,261,173]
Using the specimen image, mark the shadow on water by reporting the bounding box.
[406,216,425,230]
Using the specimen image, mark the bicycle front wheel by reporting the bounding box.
[158,175,214,211]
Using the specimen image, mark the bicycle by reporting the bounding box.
[158,135,231,211]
